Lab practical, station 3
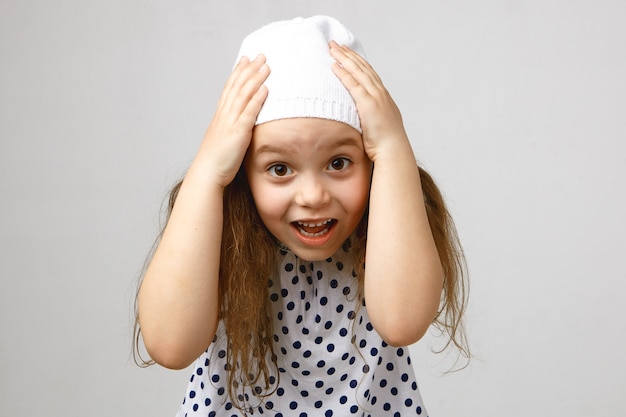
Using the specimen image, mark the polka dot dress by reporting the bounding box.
[176,244,428,417]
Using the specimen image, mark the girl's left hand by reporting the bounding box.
[329,41,408,162]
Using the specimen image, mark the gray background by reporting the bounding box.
[1,0,625,415]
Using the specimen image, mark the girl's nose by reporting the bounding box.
[294,174,330,208]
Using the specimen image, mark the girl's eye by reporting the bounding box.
[268,164,292,177]
[328,157,351,171]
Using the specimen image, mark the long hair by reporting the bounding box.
[133,162,469,406]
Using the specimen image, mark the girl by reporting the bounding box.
[136,16,468,417]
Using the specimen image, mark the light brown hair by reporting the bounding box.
[134,162,469,407]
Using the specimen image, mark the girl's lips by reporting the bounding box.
[291,219,337,245]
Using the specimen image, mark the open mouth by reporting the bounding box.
[293,219,336,237]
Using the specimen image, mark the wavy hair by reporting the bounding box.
[133,163,469,408]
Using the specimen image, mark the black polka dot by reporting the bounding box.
[178,254,427,416]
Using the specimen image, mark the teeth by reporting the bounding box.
[296,219,333,237]
[297,219,332,227]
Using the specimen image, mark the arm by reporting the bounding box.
[137,56,269,369]
[330,43,442,346]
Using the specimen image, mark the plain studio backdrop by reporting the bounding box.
[1,1,624,415]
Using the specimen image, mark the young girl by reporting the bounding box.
[136,15,468,417]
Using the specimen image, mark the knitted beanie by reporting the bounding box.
[236,16,366,133]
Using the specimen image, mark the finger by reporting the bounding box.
[239,84,268,127]
[218,56,251,108]
[219,55,267,108]
[340,44,384,85]
[218,60,269,123]
[222,56,250,98]
[329,41,371,75]
[331,60,370,101]
[227,61,270,118]
[329,43,379,95]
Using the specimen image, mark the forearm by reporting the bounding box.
[364,136,443,346]
[138,166,223,369]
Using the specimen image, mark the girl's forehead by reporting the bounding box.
[250,118,363,158]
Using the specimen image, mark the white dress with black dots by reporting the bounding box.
[176,244,428,417]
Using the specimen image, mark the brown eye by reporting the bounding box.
[268,164,292,177]
[329,158,350,171]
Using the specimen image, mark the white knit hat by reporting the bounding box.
[236,16,366,133]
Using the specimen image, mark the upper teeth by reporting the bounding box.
[297,219,332,227]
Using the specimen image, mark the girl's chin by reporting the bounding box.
[290,247,339,262]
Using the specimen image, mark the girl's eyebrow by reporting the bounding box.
[255,137,361,155]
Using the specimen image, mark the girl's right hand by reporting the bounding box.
[192,55,270,188]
